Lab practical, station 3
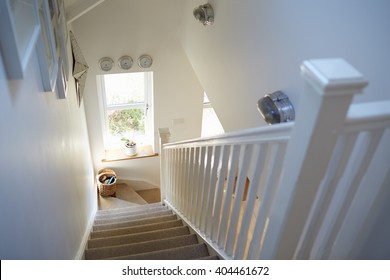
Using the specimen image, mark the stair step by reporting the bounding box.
[90,219,183,239]
[95,205,168,221]
[94,208,172,225]
[88,226,190,249]
[110,243,210,260]
[85,234,199,260]
[96,202,163,216]
[93,213,176,231]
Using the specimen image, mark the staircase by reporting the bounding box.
[84,203,220,260]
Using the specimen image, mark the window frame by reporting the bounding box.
[97,71,154,151]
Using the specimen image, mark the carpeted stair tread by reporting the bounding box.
[96,204,167,219]
[96,203,163,216]
[85,203,219,260]
[90,219,183,239]
[88,225,191,249]
[109,243,210,260]
[95,207,169,221]
[93,213,176,231]
[95,204,167,218]
[85,234,199,260]
[93,209,172,225]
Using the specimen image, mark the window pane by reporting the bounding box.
[201,107,224,137]
[201,93,224,137]
[104,73,145,106]
[203,92,210,104]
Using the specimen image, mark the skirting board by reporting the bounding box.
[74,204,97,260]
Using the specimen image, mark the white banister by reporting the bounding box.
[260,59,367,259]
[303,100,390,259]
[161,123,292,260]
[159,58,390,260]
[260,58,368,259]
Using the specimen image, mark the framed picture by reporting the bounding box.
[56,58,68,99]
[0,0,40,79]
[36,0,58,92]
[56,0,69,81]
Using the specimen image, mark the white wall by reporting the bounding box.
[0,27,96,259]
[181,0,390,131]
[72,0,204,185]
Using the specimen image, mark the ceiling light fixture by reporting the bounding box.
[193,3,214,26]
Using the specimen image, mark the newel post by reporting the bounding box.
[158,128,171,203]
[261,58,368,259]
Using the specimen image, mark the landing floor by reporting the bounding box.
[98,183,161,210]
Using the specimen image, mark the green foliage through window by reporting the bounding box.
[108,108,145,136]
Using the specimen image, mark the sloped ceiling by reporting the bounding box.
[65,0,105,23]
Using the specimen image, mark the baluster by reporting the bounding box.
[181,147,187,211]
[225,144,253,256]
[189,147,201,222]
[195,146,207,227]
[234,143,270,259]
[205,145,222,237]
[165,149,171,203]
[176,148,183,211]
[159,149,165,203]
[321,129,384,259]
[211,145,230,242]
[168,149,174,204]
[183,147,193,218]
[170,149,176,205]
[179,148,186,212]
[164,149,170,202]
[199,146,214,232]
[330,133,390,259]
[294,132,358,259]
[173,148,181,206]
[247,142,287,259]
[218,145,240,249]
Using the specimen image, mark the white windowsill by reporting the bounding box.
[102,145,158,162]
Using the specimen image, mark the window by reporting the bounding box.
[201,92,224,137]
[97,72,154,150]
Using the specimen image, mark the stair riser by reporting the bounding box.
[90,220,183,239]
[96,205,167,219]
[85,234,198,260]
[94,209,172,225]
[88,226,190,249]
[93,213,174,231]
[97,203,163,216]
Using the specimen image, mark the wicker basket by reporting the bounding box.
[97,168,117,196]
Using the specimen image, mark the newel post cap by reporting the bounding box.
[300,58,368,96]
